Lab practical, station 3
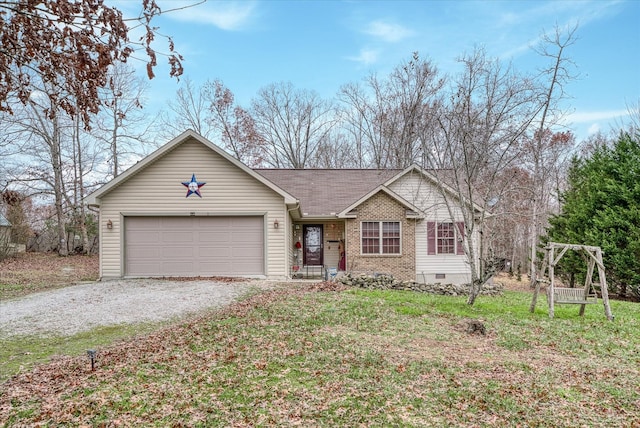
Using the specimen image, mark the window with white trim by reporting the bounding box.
[437,223,455,254]
[361,221,401,254]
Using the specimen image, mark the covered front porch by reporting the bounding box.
[290,221,345,280]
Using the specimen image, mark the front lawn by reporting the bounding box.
[1,284,638,427]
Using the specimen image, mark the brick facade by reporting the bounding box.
[344,191,416,281]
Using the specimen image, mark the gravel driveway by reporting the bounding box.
[0,279,273,337]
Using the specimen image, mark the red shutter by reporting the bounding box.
[456,222,465,255]
[427,222,436,255]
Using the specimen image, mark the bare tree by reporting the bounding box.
[420,47,542,304]
[482,166,534,273]
[158,78,264,166]
[18,94,71,256]
[159,78,216,141]
[484,130,573,278]
[0,112,27,191]
[335,82,373,168]
[94,63,153,178]
[69,118,95,254]
[310,132,360,168]
[251,82,336,168]
[527,24,579,288]
[2,76,103,255]
[339,52,443,168]
[204,80,264,167]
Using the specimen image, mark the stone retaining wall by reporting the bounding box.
[338,273,503,296]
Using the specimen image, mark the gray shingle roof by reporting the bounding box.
[254,169,402,217]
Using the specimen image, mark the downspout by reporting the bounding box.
[87,203,102,281]
[288,201,301,217]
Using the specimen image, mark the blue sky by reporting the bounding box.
[126,0,639,143]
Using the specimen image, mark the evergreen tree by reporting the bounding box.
[546,132,640,299]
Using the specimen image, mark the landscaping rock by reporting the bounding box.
[338,273,503,296]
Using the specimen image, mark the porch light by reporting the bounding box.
[274,219,279,229]
[106,219,113,229]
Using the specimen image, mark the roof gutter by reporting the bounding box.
[298,214,340,220]
[287,200,302,218]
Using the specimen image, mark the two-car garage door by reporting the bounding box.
[124,216,264,277]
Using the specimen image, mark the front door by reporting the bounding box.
[303,224,323,266]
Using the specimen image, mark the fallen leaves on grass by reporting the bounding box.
[307,280,347,292]
[150,276,249,283]
[0,284,317,425]
[1,283,638,427]
[0,252,98,299]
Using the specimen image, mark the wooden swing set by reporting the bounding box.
[529,242,614,321]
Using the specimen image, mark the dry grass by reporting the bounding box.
[1,255,638,426]
[1,284,638,427]
[494,271,534,292]
[0,252,98,300]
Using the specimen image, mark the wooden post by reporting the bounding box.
[533,242,613,320]
[579,255,596,316]
[548,246,555,318]
[596,248,614,321]
[529,247,548,313]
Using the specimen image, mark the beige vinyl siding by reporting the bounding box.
[388,173,475,284]
[414,220,474,284]
[387,173,462,219]
[324,241,340,271]
[98,137,287,279]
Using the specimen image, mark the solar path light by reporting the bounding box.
[86,349,97,371]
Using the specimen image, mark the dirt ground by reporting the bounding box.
[493,272,534,292]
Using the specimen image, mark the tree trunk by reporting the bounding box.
[74,119,90,254]
[529,197,539,288]
[50,118,68,256]
[528,25,577,288]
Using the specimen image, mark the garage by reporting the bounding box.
[87,131,296,279]
[124,216,264,277]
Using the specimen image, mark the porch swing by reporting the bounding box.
[529,242,614,320]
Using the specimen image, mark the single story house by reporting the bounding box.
[86,130,483,284]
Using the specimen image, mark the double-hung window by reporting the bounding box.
[427,221,465,255]
[437,223,456,254]
[361,221,401,255]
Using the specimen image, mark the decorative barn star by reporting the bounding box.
[182,174,206,198]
